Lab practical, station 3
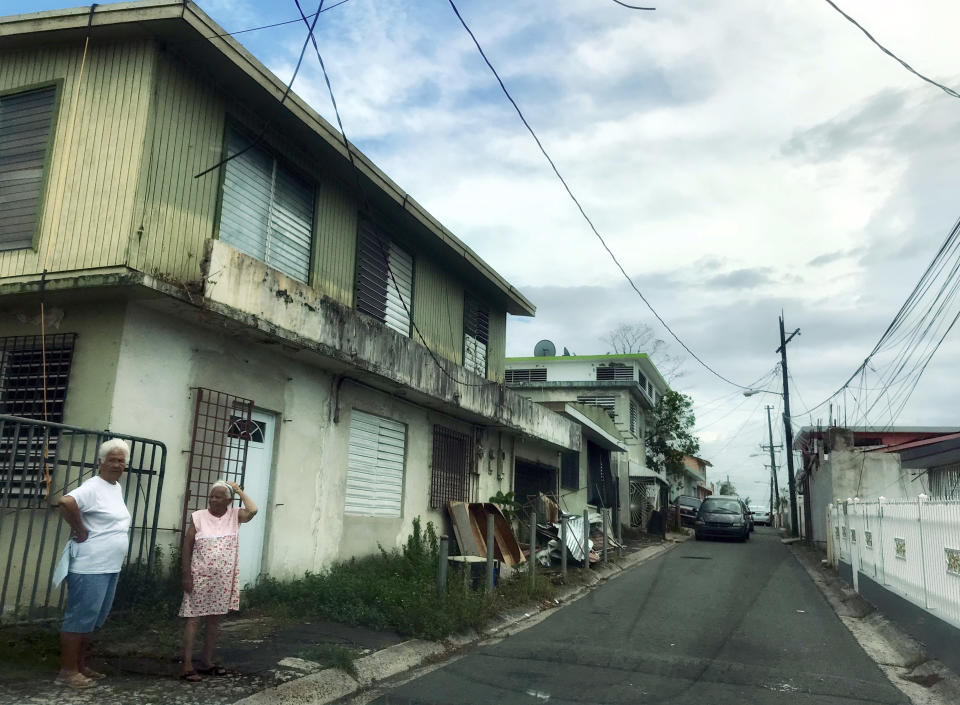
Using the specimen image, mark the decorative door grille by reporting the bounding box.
[429,425,475,509]
[182,388,253,530]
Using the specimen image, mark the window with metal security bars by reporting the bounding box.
[577,395,617,421]
[430,425,475,509]
[355,220,413,336]
[0,85,57,250]
[597,364,633,381]
[463,294,489,376]
[504,368,547,383]
[183,388,254,530]
[0,334,76,503]
[638,372,650,391]
[561,451,579,491]
[218,127,315,283]
[345,410,406,517]
[930,464,960,499]
[629,400,639,436]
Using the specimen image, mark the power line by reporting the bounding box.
[171,0,354,44]
[790,216,960,419]
[292,0,490,389]
[611,1,656,9]
[445,0,751,391]
[193,2,325,179]
[822,0,960,100]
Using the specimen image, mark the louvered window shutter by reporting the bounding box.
[0,86,56,251]
[463,294,489,376]
[219,128,314,283]
[355,221,412,336]
[345,410,406,517]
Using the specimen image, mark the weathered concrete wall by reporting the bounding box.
[102,300,548,578]
[202,241,578,453]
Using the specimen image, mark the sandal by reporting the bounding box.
[179,671,202,682]
[55,672,95,689]
[196,664,227,676]
[81,667,106,680]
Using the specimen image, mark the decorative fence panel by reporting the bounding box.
[829,498,960,631]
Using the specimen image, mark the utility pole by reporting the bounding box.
[765,405,780,527]
[777,315,800,537]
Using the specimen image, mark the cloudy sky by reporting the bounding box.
[10,0,960,500]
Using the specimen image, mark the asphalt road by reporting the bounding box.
[364,528,909,705]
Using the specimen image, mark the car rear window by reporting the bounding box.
[679,497,701,507]
[701,498,741,513]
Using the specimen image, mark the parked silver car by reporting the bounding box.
[750,505,772,526]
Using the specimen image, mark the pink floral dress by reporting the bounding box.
[179,507,241,617]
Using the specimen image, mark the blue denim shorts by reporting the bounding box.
[61,572,119,633]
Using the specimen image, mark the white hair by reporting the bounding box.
[210,480,235,499]
[98,438,131,464]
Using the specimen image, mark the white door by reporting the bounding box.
[237,409,275,588]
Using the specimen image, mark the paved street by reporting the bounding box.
[364,529,909,704]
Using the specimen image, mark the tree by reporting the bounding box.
[719,479,737,496]
[602,323,686,381]
[645,390,700,486]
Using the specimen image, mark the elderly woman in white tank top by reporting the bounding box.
[178,479,258,681]
[55,438,132,689]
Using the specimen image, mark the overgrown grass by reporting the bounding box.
[297,644,359,678]
[244,517,554,640]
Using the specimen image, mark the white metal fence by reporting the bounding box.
[828,498,960,630]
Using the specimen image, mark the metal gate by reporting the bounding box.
[0,415,166,620]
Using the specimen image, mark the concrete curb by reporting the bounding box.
[233,540,678,705]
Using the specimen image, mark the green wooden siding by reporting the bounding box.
[312,177,356,304]
[0,37,512,378]
[412,257,463,365]
[487,309,506,382]
[0,41,153,277]
[128,50,224,282]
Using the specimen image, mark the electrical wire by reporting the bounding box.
[445,0,752,391]
[790,216,960,419]
[292,0,490,389]
[822,0,960,101]
[173,0,353,44]
[611,0,656,9]
[193,2,324,179]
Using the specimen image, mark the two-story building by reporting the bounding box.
[504,352,669,529]
[0,0,581,605]
[678,455,711,500]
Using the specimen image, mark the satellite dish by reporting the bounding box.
[534,339,556,357]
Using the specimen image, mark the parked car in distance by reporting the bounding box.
[750,505,772,526]
[671,495,702,527]
[694,496,750,542]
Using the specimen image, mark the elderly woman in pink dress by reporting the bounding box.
[178,480,257,681]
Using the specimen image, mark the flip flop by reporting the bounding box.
[81,667,106,680]
[179,671,202,682]
[55,672,95,689]
[196,664,227,676]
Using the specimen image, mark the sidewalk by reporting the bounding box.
[0,535,683,705]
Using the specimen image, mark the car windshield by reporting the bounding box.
[702,498,741,514]
[751,506,768,513]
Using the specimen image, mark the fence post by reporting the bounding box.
[918,495,929,609]
[583,509,591,569]
[877,497,887,586]
[529,512,537,590]
[560,514,568,578]
[485,513,495,593]
[602,509,609,564]
[617,511,623,557]
[438,535,448,598]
